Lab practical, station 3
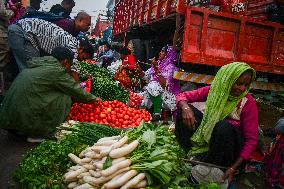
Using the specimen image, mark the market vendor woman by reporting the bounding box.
[114,48,144,91]
[175,62,259,182]
[0,47,101,141]
[140,45,180,119]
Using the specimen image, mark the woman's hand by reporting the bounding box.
[221,157,244,183]
[222,167,236,183]
[182,106,196,129]
[151,58,158,68]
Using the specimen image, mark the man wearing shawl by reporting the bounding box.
[175,62,259,182]
[140,45,180,119]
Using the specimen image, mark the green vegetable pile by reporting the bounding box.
[14,123,121,189]
[123,122,221,189]
[78,62,129,103]
[122,122,189,188]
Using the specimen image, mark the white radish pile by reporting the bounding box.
[64,135,147,189]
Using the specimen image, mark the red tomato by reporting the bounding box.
[100,113,106,118]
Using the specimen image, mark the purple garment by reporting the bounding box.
[150,46,180,95]
[53,19,78,37]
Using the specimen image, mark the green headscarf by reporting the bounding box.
[190,62,256,155]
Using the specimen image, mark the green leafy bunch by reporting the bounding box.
[122,122,188,188]
[13,136,86,189]
[78,61,129,103]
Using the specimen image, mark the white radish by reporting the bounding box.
[97,136,121,143]
[85,151,100,159]
[99,147,112,157]
[68,153,82,164]
[112,157,126,165]
[68,182,79,188]
[120,173,146,189]
[91,146,109,153]
[77,172,91,179]
[74,183,93,189]
[79,148,91,158]
[81,158,92,163]
[111,136,128,149]
[84,167,130,186]
[65,168,87,181]
[89,170,101,178]
[101,159,132,177]
[94,162,103,170]
[78,178,84,184]
[95,140,117,146]
[83,169,129,186]
[69,165,83,171]
[103,170,138,189]
[133,180,147,188]
[83,164,96,170]
[109,140,139,158]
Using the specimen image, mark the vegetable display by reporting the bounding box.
[14,123,121,189]
[64,122,189,189]
[78,61,129,103]
[128,92,143,108]
[68,100,151,128]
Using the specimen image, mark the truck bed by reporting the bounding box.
[181,7,284,74]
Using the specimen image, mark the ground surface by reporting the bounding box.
[0,129,37,188]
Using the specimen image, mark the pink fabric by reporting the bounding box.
[7,0,25,24]
[176,86,259,160]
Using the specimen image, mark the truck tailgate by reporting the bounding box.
[181,7,284,75]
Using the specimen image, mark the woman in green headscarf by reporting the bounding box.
[175,62,259,182]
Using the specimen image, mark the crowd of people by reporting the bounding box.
[0,0,283,188]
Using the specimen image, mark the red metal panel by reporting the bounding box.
[240,23,273,65]
[204,15,240,63]
[272,29,284,68]
[182,10,203,63]
[181,7,284,75]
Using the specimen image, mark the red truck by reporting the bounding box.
[112,0,284,91]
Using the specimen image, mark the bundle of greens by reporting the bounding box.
[78,61,129,103]
[14,136,86,189]
[57,122,122,145]
[78,61,112,81]
[14,122,121,189]
[124,122,188,188]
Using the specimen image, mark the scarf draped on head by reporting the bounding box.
[190,62,256,155]
[150,46,178,79]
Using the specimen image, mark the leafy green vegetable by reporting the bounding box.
[13,135,86,189]
[78,61,129,103]
[123,122,187,187]
[59,122,121,145]
[142,129,156,149]
[103,156,113,170]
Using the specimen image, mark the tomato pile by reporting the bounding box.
[128,91,143,108]
[68,100,151,128]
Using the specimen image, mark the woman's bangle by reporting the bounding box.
[183,107,190,110]
[229,167,236,172]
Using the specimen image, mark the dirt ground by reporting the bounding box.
[0,129,37,188]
